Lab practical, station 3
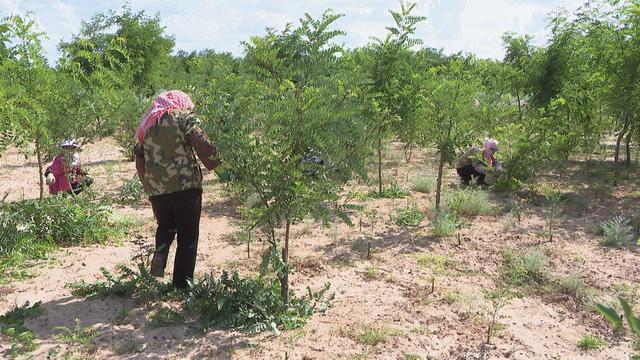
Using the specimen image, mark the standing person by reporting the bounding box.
[45,139,93,195]
[455,139,503,185]
[134,90,221,289]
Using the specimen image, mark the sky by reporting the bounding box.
[0,0,585,64]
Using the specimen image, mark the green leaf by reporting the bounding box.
[595,303,623,330]
[619,297,640,336]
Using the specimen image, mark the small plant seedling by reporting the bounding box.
[485,284,513,344]
[54,318,99,352]
[577,334,607,351]
[390,205,425,227]
[364,266,381,280]
[114,338,145,355]
[148,306,184,327]
[599,216,634,247]
[542,186,566,242]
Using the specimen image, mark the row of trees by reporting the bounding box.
[1,1,639,303]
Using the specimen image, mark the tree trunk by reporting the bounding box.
[280,218,291,305]
[613,119,629,186]
[435,149,445,212]
[378,130,383,196]
[625,130,632,168]
[516,88,523,122]
[404,144,413,163]
[35,134,44,200]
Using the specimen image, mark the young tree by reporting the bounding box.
[364,1,425,194]
[418,59,483,211]
[58,6,174,158]
[202,11,371,304]
[0,14,81,199]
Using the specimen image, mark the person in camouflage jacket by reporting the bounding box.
[134,90,220,289]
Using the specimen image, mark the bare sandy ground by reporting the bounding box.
[0,139,638,359]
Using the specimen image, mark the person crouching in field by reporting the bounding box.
[134,90,221,289]
[455,139,503,186]
[45,139,93,195]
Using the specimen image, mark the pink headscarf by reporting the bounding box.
[136,90,194,144]
[483,139,499,167]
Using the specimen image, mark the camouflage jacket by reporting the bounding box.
[134,109,220,197]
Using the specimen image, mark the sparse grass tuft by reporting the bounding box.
[577,334,607,351]
[501,247,547,286]
[411,175,435,194]
[364,266,381,280]
[114,338,144,355]
[599,216,634,247]
[54,318,99,352]
[430,210,459,237]
[391,205,425,227]
[443,187,492,216]
[558,271,590,301]
[148,306,184,327]
[345,325,402,346]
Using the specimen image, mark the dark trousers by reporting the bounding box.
[150,188,202,288]
[456,164,486,185]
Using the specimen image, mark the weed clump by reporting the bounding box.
[0,301,42,358]
[411,174,435,194]
[369,182,407,199]
[186,271,332,333]
[430,210,459,237]
[443,187,491,216]
[501,247,548,286]
[391,205,425,227]
[115,176,145,205]
[599,216,634,247]
[577,333,607,351]
[0,194,134,277]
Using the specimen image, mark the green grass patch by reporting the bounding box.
[500,247,548,287]
[369,182,408,199]
[577,334,607,351]
[430,210,459,237]
[443,187,492,216]
[598,216,634,247]
[411,175,435,194]
[345,325,402,346]
[391,205,425,227]
[0,193,137,280]
[148,306,184,327]
[0,301,42,358]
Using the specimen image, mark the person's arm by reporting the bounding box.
[133,143,149,193]
[184,114,221,171]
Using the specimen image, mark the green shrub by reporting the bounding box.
[411,175,435,194]
[599,216,634,247]
[185,271,332,333]
[501,248,547,286]
[559,271,589,301]
[390,205,425,227]
[0,194,130,275]
[115,176,145,205]
[443,187,491,216]
[369,182,407,199]
[431,210,459,237]
[68,262,168,305]
[0,301,43,358]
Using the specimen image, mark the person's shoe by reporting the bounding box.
[150,254,166,278]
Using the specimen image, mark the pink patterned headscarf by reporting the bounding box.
[136,90,194,144]
[483,139,499,167]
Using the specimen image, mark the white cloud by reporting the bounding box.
[1,0,586,63]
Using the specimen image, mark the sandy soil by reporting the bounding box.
[0,139,638,359]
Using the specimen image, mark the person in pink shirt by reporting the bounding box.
[44,139,93,195]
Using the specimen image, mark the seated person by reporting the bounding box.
[45,139,93,195]
[455,139,503,186]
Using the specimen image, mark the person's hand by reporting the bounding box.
[46,173,56,185]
